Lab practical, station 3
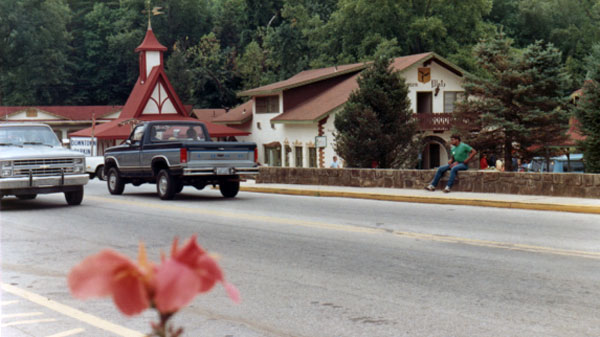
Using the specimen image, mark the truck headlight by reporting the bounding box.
[74,166,84,173]
[0,161,13,177]
[73,158,84,165]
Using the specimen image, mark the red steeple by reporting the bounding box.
[135,27,167,52]
[135,26,167,83]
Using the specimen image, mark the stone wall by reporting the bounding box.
[256,167,600,199]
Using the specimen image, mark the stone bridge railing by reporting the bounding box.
[256,167,600,199]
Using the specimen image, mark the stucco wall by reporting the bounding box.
[256,167,600,199]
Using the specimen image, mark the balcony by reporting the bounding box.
[415,112,453,131]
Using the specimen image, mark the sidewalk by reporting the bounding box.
[240,180,600,215]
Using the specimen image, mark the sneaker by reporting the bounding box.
[425,185,435,191]
[443,186,451,193]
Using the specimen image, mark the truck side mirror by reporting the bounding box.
[125,139,132,146]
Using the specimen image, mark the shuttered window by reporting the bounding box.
[444,92,465,112]
[255,96,279,113]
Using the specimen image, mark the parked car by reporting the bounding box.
[0,123,89,204]
[103,121,259,200]
[85,155,105,180]
[528,153,584,173]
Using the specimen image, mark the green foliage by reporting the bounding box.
[334,58,421,168]
[454,31,572,171]
[0,0,74,105]
[573,44,600,173]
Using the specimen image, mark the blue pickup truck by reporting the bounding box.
[103,121,258,200]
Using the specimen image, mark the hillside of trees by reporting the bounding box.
[1,0,599,109]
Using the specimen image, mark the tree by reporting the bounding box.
[334,57,421,168]
[573,44,600,173]
[0,0,74,105]
[453,31,571,171]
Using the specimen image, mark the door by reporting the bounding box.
[417,92,433,114]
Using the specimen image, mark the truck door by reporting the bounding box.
[117,125,144,173]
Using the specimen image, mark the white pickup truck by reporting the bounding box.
[0,123,89,205]
[85,156,105,180]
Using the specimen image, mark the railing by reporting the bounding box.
[414,112,453,131]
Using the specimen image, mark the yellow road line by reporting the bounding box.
[240,186,600,215]
[88,195,600,260]
[2,318,56,327]
[1,312,44,319]
[45,328,86,337]
[1,284,144,337]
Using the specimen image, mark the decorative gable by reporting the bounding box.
[142,78,178,115]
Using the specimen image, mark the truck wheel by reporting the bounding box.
[175,181,184,193]
[107,167,125,195]
[17,194,37,200]
[220,179,240,198]
[157,169,178,200]
[96,165,106,181]
[65,186,84,205]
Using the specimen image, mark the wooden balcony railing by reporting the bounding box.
[414,112,453,131]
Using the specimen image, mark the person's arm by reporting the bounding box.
[464,149,477,164]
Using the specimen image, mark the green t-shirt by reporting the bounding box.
[451,142,473,163]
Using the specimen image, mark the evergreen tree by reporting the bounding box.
[334,57,421,168]
[573,43,600,173]
[454,31,571,171]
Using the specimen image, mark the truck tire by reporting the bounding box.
[157,169,178,200]
[220,179,240,198]
[96,165,106,181]
[107,167,125,195]
[65,186,84,205]
[17,194,37,200]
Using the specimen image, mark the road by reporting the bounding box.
[2,179,600,337]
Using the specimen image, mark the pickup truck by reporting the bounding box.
[103,121,258,200]
[85,156,106,180]
[0,123,89,205]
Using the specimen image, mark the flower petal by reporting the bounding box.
[154,259,200,314]
[224,282,241,303]
[68,250,135,299]
[195,255,224,293]
[172,235,206,266]
[111,270,150,316]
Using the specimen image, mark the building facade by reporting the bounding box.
[212,52,466,169]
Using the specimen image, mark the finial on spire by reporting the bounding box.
[142,0,164,30]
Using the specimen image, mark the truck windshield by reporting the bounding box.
[150,124,206,142]
[0,126,61,147]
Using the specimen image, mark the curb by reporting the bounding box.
[240,186,600,215]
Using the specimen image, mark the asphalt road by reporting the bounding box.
[2,179,600,337]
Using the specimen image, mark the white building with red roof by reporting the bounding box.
[211,52,467,169]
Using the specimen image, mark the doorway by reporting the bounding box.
[417,92,433,114]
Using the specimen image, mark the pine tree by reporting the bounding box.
[573,44,600,173]
[334,57,421,168]
[454,31,571,171]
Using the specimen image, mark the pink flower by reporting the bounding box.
[68,244,153,316]
[68,236,239,317]
[154,235,240,313]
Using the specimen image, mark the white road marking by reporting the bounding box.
[1,300,19,305]
[2,318,57,327]
[1,311,44,319]
[1,284,144,337]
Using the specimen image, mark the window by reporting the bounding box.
[308,147,317,168]
[295,146,303,167]
[264,145,282,167]
[131,125,145,143]
[284,145,291,167]
[256,96,279,113]
[444,92,465,112]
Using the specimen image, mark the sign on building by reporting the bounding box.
[70,137,97,156]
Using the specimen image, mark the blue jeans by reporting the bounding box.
[430,162,468,188]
